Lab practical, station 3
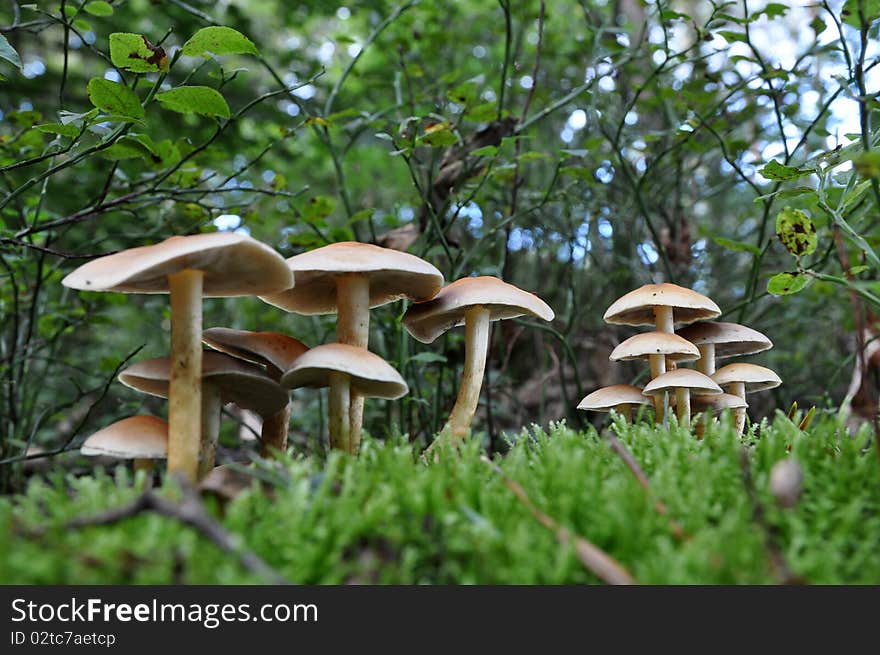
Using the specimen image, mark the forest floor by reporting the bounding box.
[1,414,878,584]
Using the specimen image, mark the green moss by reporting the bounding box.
[1,414,878,584]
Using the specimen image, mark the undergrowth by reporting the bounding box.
[0,413,878,584]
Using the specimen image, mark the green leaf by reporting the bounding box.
[810,15,827,35]
[101,136,154,160]
[760,3,789,18]
[155,86,230,118]
[109,33,168,73]
[409,352,447,365]
[464,102,498,122]
[447,82,478,106]
[301,195,336,224]
[73,18,93,32]
[181,26,258,57]
[713,237,761,255]
[775,207,817,259]
[0,34,22,70]
[84,1,114,16]
[470,145,498,157]
[759,160,812,181]
[417,122,458,147]
[87,78,144,119]
[767,272,809,295]
[849,265,870,276]
[854,152,880,179]
[36,123,80,137]
[716,30,747,43]
[841,0,880,28]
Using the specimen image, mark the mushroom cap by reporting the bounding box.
[691,392,748,412]
[61,232,293,297]
[610,332,701,362]
[676,321,772,359]
[402,276,555,344]
[603,283,720,327]
[203,327,308,374]
[80,415,168,459]
[280,343,408,399]
[712,363,782,392]
[642,369,722,396]
[259,242,443,314]
[577,384,650,411]
[119,352,288,417]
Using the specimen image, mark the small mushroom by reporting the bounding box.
[280,343,408,452]
[80,415,168,483]
[691,392,748,438]
[203,328,308,457]
[711,363,782,435]
[769,458,803,508]
[577,384,650,421]
[63,233,293,481]
[642,369,721,427]
[260,242,443,453]
[676,321,772,375]
[119,352,288,478]
[402,276,554,440]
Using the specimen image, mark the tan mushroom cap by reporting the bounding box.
[280,343,408,399]
[603,283,720,327]
[62,232,293,297]
[691,393,748,412]
[577,385,650,411]
[712,363,782,392]
[610,332,701,363]
[259,242,443,314]
[676,322,772,359]
[81,416,168,459]
[119,352,288,417]
[402,276,555,344]
[203,327,308,373]
[643,369,722,396]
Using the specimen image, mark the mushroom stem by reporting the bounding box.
[614,404,632,422]
[336,274,370,454]
[648,353,667,422]
[328,371,351,452]
[730,381,746,435]
[197,384,222,480]
[696,343,715,375]
[445,306,491,440]
[675,387,691,427]
[133,459,154,487]
[261,364,290,457]
[167,269,204,482]
[653,305,674,333]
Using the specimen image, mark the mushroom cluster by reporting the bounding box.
[578,283,781,434]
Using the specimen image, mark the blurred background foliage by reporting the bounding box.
[0,0,878,488]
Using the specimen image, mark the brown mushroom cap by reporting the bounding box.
[712,363,782,392]
[643,369,722,396]
[603,283,720,327]
[577,385,650,411]
[402,276,555,344]
[259,242,443,314]
[691,392,748,412]
[61,232,293,297]
[676,322,772,359]
[280,343,408,399]
[203,327,308,373]
[610,332,701,362]
[81,416,168,459]
[119,352,288,417]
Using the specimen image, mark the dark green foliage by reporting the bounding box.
[2,416,877,584]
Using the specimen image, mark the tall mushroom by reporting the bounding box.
[80,415,168,484]
[260,242,443,453]
[402,276,554,440]
[642,369,722,427]
[62,233,293,481]
[577,385,650,422]
[119,352,288,478]
[202,328,308,456]
[676,321,772,375]
[280,343,408,452]
[711,363,782,435]
[603,283,720,420]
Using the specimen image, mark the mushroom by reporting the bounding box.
[260,242,443,453]
[202,328,308,457]
[711,363,782,435]
[577,384,650,421]
[80,415,168,483]
[603,283,720,420]
[690,392,748,438]
[119,351,288,478]
[676,321,772,375]
[280,343,408,452]
[642,369,722,427]
[402,276,555,440]
[62,233,293,481]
